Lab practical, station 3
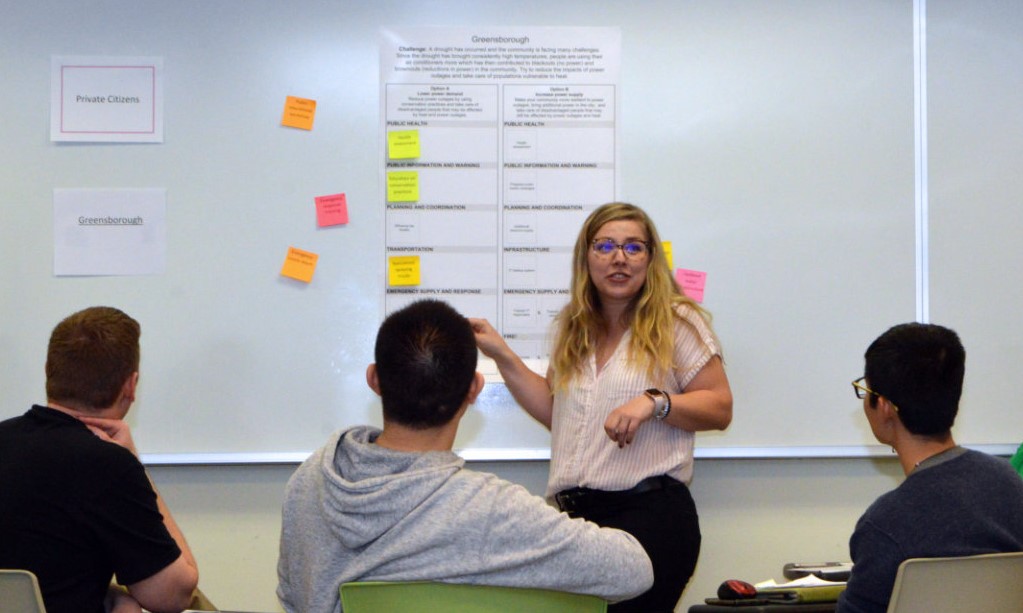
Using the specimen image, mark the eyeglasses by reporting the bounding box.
[851,377,876,399]
[852,377,900,412]
[591,238,650,258]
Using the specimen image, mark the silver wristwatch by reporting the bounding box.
[644,388,671,420]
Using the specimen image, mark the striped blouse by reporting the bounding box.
[545,303,721,498]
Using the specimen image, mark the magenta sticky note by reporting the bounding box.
[676,268,707,303]
[315,193,348,227]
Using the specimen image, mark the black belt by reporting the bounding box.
[555,475,683,515]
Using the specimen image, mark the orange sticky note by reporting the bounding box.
[281,246,319,283]
[388,255,421,286]
[676,268,707,303]
[281,96,317,130]
[315,193,348,227]
[387,171,419,202]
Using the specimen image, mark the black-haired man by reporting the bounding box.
[837,323,1023,613]
[277,299,653,613]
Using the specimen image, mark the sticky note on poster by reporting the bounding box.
[387,171,419,202]
[388,130,421,159]
[388,255,420,286]
[281,96,317,130]
[676,268,707,303]
[662,241,674,270]
[281,246,319,283]
[315,193,348,227]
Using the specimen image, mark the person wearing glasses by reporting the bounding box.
[470,202,733,613]
[837,323,1023,613]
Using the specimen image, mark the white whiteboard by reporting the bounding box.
[925,0,1023,456]
[2,0,1015,463]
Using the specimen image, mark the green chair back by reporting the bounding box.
[340,581,608,612]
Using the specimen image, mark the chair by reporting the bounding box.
[340,581,607,612]
[886,551,1023,613]
[0,569,47,613]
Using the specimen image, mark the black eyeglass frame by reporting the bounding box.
[852,376,900,412]
[851,377,876,399]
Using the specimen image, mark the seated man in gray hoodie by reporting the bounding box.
[277,299,653,613]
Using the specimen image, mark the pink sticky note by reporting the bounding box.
[676,268,707,303]
[315,193,348,227]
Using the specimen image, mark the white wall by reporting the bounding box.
[152,456,905,612]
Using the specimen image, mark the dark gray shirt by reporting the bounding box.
[837,448,1023,613]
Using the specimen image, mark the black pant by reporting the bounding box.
[567,479,701,613]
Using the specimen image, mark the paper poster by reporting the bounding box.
[53,188,166,275]
[662,241,674,270]
[381,27,622,359]
[281,96,317,130]
[315,193,349,227]
[50,56,164,143]
[280,246,319,283]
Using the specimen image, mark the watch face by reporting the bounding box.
[645,388,662,397]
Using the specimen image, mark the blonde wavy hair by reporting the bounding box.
[549,202,710,388]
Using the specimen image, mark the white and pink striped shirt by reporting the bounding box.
[546,304,721,498]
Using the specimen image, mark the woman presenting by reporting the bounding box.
[471,202,732,613]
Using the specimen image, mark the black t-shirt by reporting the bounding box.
[0,406,182,613]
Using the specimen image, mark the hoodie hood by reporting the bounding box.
[319,425,464,549]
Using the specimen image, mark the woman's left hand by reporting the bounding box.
[603,395,655,448]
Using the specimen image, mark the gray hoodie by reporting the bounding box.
[277,425,653,613]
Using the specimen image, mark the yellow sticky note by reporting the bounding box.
[662,241,674,270]
[280,246,319,283]
[388,130,421,159]
[388,255,421,286]
[387,171,419,202]
[281,96,317,130]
